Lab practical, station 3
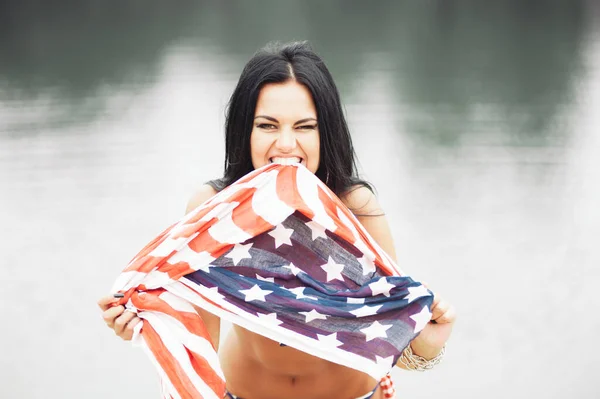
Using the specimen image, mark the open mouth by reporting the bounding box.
[269,157,303,165]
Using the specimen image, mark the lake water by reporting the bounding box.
[1,2,599,398]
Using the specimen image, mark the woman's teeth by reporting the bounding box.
[270,157,302,165]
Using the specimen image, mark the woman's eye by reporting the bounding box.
[257,124,276,130]
[298,125,317,131]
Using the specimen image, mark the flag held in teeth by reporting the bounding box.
[111,163,433,399]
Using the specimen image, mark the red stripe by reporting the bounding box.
[124,252,166,274]
[134,293,226,398]
[188,347,227,398]
[184,202,223,225]
[187,233,227,261]
[132,292,214,339]
[230,188,273,237]
[141,322,201,399]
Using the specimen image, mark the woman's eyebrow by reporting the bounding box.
[254,116,317,124]
[254,115,278,122]
[294,118,317,125]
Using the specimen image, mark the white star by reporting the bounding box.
[357,255,377,275]
[369,277,395,297]
[282,263,302,276]
[256,274,275,283]
[410,306,432,333]
[268,224,294,248]
[288,287,317,300]
[306,221,328,240]
[317,332,343,347]
[225,243,253,266]
[299,309,327,322]
[346,297,365,304]
[375,355,395,370]
[406,285,431,303]
[321,256,345,282]
[239,284,273,302]
[360,321,393,342]
[349,304,383,317]
[288,287,307,299]
[257,312,283,326]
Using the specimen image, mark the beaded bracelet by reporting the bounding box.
[397,344,446,371]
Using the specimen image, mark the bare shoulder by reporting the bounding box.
[341,185,397,262]
[185,184,219,213]
[340,185,383,216]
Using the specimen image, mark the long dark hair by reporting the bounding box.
[207,41,373,197]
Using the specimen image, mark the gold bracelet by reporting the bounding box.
[397,344,446,371]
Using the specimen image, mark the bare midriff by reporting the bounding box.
[219,325,383,399]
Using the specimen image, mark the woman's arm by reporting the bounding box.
[186,184,222,351]
[187,183,400,352]
[340,185,397,262]
[341,185,455,368]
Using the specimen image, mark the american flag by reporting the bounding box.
[111,163,433,399]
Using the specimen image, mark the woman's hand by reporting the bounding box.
[410,288,457,359]
[97,295,142,341]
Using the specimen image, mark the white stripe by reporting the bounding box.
[110,271,140,293]
[296,166,337,231]
[143,271,176,289]
[140,312,222,399]
[148,233,197,258]
[168,247,215,272]
[137,335,183,399]
[131,314,143,344]
[166,280,221,303]
[111,270,176,293]
[111,271,150,293]
[252,169,295,225]
[337,205,359,241]
[208,211,252,244]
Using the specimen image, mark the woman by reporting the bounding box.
[98,41,456,399]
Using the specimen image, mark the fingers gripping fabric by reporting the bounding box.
[111,163,432,399]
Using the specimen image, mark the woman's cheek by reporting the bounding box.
[310,136,320,173]
[250,133,267,168]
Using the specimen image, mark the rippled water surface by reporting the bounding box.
[1,2,599,398]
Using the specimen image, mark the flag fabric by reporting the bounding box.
[111,163,433,399]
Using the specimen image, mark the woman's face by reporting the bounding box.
[250,81,320,174]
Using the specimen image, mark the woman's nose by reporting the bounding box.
[275,130,297,152]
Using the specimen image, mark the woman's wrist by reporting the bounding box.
[410,339,444,360]
[399,342,446,371]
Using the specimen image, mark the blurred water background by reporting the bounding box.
[1,1,599,398]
